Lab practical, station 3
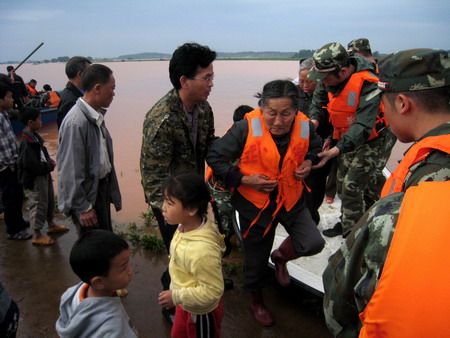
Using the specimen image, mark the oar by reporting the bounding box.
[14,42,44,71]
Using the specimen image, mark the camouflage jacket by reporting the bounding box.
[308,55,381,154]
[322,122,450,337]
[140,89,215,209]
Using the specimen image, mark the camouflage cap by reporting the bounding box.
[308,42,349,82]
[347,38,372,53]
[377,48,450,92]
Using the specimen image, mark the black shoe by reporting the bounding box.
[162,307,175,325]
[224,278,234,291]
[323,222,342,237]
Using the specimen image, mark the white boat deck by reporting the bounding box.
[269,197,344,295]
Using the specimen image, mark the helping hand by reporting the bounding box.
[241,174,278,193]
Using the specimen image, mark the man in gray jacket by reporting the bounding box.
[57,64,121,236]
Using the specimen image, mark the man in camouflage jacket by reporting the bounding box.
[308,42,396,237]
[140,43,216,323]
[322,49,450,337]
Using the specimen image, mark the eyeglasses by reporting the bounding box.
[189,74,214,83]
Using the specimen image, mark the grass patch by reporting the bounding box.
[117,222,165,253]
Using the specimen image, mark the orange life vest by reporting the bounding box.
[327,70,386,140]
[26,84,37,96]
[381,133,450,197]
[237,109,310,237]
[359,180,450,337]
[48,91,60,108]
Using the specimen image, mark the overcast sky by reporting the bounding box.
[1,0,449,62]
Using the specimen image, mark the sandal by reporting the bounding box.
[325,197,334,204]
[7,230,32,240]
[47,225,69,234]
[32,236,55,246]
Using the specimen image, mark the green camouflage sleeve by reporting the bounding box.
[140,114,173,210]
[322,192,404,337]
[308,81,330,124]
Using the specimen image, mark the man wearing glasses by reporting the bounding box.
[140,42,216,324]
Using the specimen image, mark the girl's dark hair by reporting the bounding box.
[162,172,211,216]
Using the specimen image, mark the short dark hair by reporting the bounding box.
[70,229,129,284]
[233,105,254,122]
[385,86,450,114]
[6,65,14,72]
[162,172,211,217]
[169,43,216,90]
[80,64,113,92]
[256,80,300,109]
[43,84,52,91]
[29,79,37,84]
[0,82,12,99]
[19,106,40,125]
[65,56,92,79]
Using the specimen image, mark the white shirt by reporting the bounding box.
[80,98,112,179]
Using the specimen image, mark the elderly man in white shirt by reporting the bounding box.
[57,64,121,236]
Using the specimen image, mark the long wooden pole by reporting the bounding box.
[14,42,44,71]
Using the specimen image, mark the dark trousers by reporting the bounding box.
[240,203,325,292]
[152,207,177,290]
[305,158,333,224]
[0,167,27,235]
[71,177,113,236]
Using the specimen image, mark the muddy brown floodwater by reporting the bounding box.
[1,61,409,337]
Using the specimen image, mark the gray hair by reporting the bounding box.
[256,80,300,109]
[299,58,314,72]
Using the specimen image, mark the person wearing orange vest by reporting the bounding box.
[322,48,450,337]
[207,80,325,326]
[308,42,396,238]
[42,84,61,108]
[25,79,38,97]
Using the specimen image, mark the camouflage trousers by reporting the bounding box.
[207,180,233,236]
[337,128,397,235]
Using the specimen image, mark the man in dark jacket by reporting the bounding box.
[57,56,92,128]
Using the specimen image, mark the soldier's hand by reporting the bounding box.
[313,146,340,169]
[241,174,278,193]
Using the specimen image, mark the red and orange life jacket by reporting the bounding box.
[359,180,450,337]
[381,133,450,197]
[327,70,386,141]
[26,84,37,96]
[48,91,60,108]
[237,109,310,237]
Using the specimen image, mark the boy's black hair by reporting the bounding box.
[0,82,12,100]
[162,172,211,217]
[80,64,113,93]
[19,106,40,125]
[70,229,129,284]
[169,42,216,90]
[233,105,254,122]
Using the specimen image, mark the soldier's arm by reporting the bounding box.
[404,151,450,190]
[307,82,329,126]
[140,118,173,210]
[336,81,380,153]
[322,192,403,336]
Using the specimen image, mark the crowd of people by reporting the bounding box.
[0,40,449,337]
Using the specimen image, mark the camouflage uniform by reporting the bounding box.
[347,38,372,54]
[207,173,234,235]
[140,88,215,210]
[323,49,450,337]
[308,42,396,236]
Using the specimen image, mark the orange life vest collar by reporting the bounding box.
[359,181,450,337]
[237,109,310,237]
[327,70,385,140]
[381,133,450,197]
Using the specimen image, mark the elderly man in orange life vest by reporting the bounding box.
[207,80,325,326]
[322,48,450,337]
[307,42,396,238]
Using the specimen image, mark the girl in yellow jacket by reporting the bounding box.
[158,172,225,337]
